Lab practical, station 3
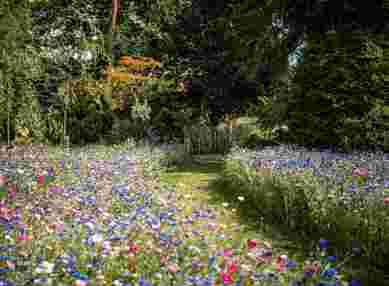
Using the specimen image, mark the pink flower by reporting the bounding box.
[167,264,178,273]
[50,222,64,233]
[16,234,33,241]
[0,206,10,216]
[223,248,233,257]
[352,167,368,177]
[127,241,138,254]
[0,175,7,187]
[384,197,389,204]
[160,256,167,265]
[247,239,257,249]
[275,264,287,273]
[73,280,88,286]
[275,255,288,273]
[8,184,16,199]
[227,261,237,274]
[303,261,321,274]
[276,255,288,265]
[208,223,217,231]
[219,272,233,284]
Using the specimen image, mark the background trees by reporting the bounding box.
[2,0,389,150]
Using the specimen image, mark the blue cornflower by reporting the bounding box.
[347,185,356,193]
[348,280,360,286]
[47,166,54,177]
[304,271,314,277]
[319,239,328,250]
[138,276,153,286]
[321,267,337,278]
[286,260,297,268]
[0,268,12,274]
[0,279,14,286]
[72,271,88,280]
[327,255,336,262]
[208,256,215,269]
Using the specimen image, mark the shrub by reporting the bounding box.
[240,127,281,149]
[283,32,389,150]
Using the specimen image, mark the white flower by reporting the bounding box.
[85,222,95,230]
[155,273,163,279]
[36,261,55,274]
[102,241,111,249]
[237,196,245,202]
[222,202,229,208]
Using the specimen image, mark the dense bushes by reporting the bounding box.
[274,32,389,151]
[31,75,202,146]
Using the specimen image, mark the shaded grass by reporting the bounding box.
[159,156,309,262]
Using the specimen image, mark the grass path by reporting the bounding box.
[158,155,303,260]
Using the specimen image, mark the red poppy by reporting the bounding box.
[384,197,389,204]
[127,241,138,254]
[36,175,44,185]
[247,239,257,249]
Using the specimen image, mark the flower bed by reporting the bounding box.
[0,144,361,285]
[217,145,389,284]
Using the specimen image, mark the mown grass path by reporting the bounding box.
[158,154,299,257]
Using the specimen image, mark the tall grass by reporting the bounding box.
[183,121,253,155]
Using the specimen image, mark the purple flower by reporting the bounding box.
[59,160,65,170]
[327,255,336,261]
[47,167,54,177]
[286,260,297,268]
[348,280,360,286]
[319,239,328,250]
[139,276,153,286]
[321,267,337,278]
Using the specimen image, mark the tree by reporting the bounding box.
[0,0,47,145]
[281,32,389,150]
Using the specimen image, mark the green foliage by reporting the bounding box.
[240,127,280,149]
[335,98,389,152]
[44,107,65,145]
[0,0,45,144]
[79,110,113,143]
[14,92,48,145]
[143,78,199,142]
[183,117,244,155]
[130,96,152,140]
[109,117,134,144]
[283,32,389,150]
